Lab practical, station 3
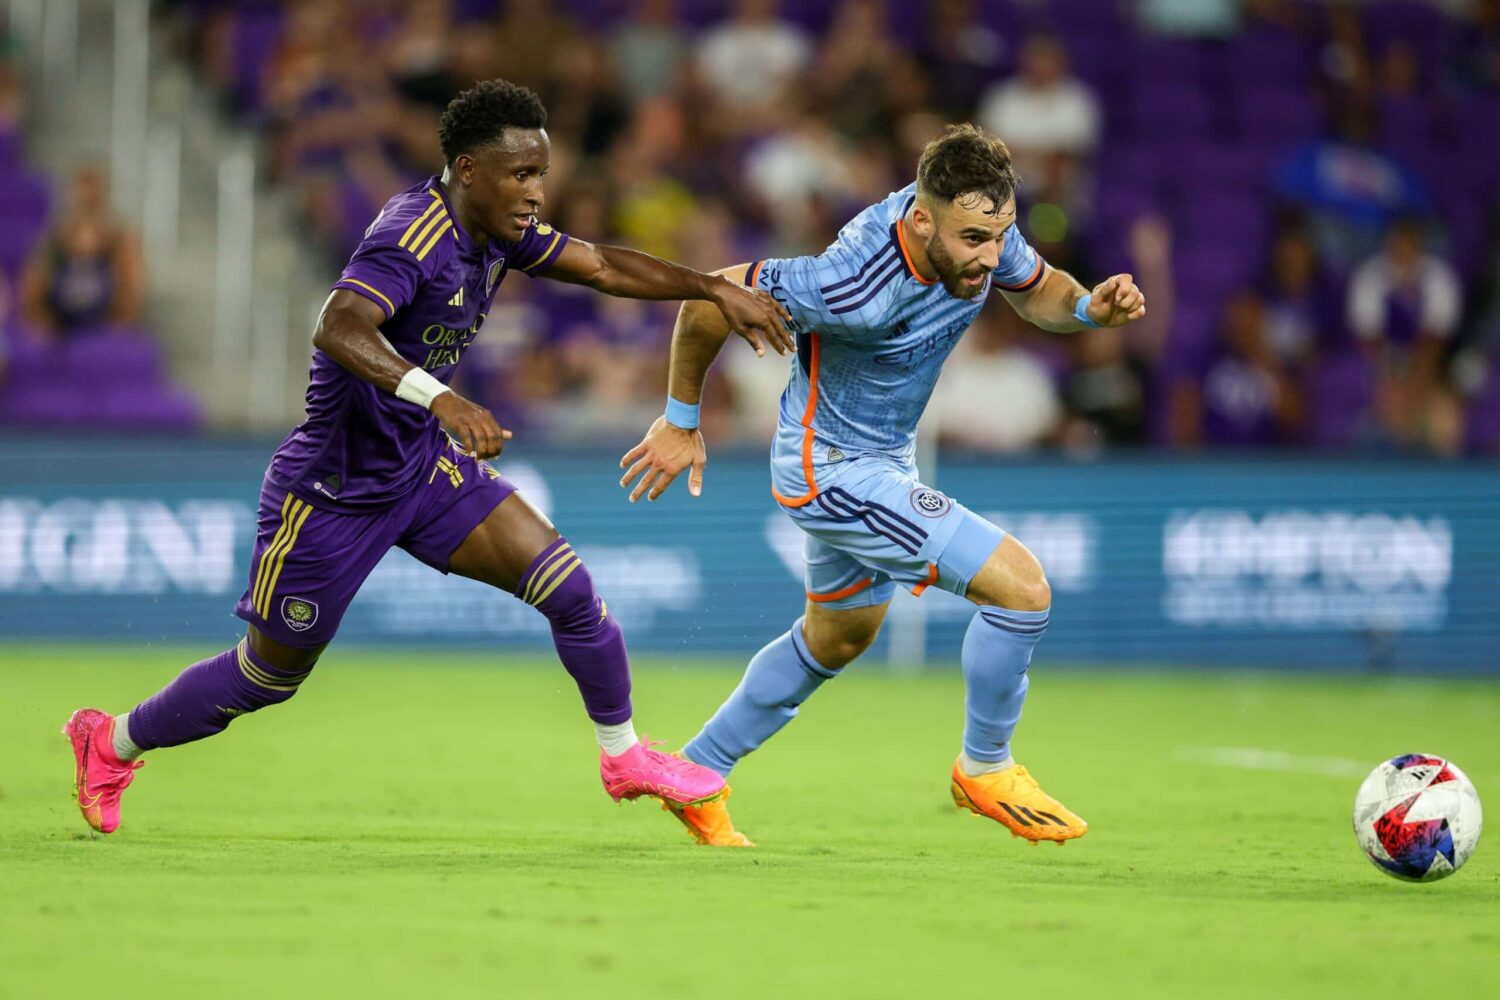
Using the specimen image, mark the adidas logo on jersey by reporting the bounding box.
[448,288,464,307]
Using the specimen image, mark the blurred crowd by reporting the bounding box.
[12,0,1500,455]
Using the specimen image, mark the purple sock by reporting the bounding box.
[517,537,633,725]
[127,639,315,750]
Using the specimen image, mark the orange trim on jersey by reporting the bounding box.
[747,260,764,287]
[771,333,822,507]
[808,577,875,604]
[911,562,939,597]
[895,218,936,285]
[995,256,1045,292]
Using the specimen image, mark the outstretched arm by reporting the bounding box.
[618,263,750,503]
[1002,267,1146,332]
[545,240,793,356]
[313,289,509,459]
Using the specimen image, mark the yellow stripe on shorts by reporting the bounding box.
[257,498,312,619]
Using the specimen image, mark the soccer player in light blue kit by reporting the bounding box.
[620,125,1146,846]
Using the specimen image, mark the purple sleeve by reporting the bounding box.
[334,238,426,320]
[333,194,450,318]
[508,222,570,277]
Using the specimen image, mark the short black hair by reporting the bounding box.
[438,79,548,163]
[916,123,1018,215]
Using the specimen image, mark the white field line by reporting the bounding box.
[1174,745,1377,779]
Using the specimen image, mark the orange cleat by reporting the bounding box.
[63,709,143,834]
[663,784,754,847]
[950,759,1087,844]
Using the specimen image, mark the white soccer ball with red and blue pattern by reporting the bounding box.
[1353,754,1482,882]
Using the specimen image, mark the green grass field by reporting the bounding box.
[3,643,1497,999]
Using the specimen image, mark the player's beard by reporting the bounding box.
[927,236,989,300]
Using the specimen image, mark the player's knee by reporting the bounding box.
[527,553,605,631]
[804,624,878,670]
[1007,570,1051,613]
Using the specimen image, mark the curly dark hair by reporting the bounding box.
[438,79,548,163]
[915,124,1018,214]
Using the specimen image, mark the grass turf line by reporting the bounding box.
[2,642,1498,1000]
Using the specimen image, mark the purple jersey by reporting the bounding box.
[268,175,569,510]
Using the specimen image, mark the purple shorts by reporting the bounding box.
[234,442,516,648]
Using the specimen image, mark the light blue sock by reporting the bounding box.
[962,606,1050,764]
[684,617,838,777]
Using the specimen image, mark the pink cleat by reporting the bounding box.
[63,709,143,834]
[599,738,726,807]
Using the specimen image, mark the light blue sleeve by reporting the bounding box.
[992,225,1047,293]
[750,240,900,343]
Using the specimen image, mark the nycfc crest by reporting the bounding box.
[281,597,319,632]
[910,488,951,518]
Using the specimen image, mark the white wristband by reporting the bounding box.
[394,367,451,410]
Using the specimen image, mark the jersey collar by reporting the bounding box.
[430,176,478,257]
[894,195,936,286]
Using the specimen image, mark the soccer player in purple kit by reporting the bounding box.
[63,80,793,835]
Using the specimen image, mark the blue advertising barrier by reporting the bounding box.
[1,436,1496,672]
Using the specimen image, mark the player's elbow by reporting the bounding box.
[312,306,357,355]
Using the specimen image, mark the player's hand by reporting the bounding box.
[618,416,707,502]
[711,277,795,358]
[1085,273,1147,327]
[431,391,512,459]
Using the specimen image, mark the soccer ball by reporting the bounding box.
[1353,754,1483,882]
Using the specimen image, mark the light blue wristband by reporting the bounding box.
[664,395,701,430]
[1074,292,1101,328]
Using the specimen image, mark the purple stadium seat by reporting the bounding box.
[1129,38,1207,84]
[1173,240,1257,296]
[1309,350,1374,449]
[0,379,89,428]
[1164,139,1275,193]
[1130,83,1217,141]
[1465,369,1500,455]
[62,328,164,385]
[226,6,284,113]
[97,385,202,430]
[1378,95,1436,151]
[1233,85,1323,146]
[1176,193,1272,259]
[1223,27,1314,87]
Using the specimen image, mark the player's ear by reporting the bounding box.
[911,199,938,239]
[453,153,475,186]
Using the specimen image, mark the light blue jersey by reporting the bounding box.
[750,183,1045,505]
[745,183,1048,608]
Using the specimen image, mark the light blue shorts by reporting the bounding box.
[781,458,1005,610]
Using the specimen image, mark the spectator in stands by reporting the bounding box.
[918,0,1008,118]
[1136,0,1242,38]
[1261,220,1341,367]
[975,34,1100,188]
[609,0,688,103]
[809,0,899,138]
[20,166,144,338]
[1061,214,1172,453]
[929,305,1062,453]
[695,0,813,127]
[1170,291,1305,449]
[1347,216,1465,453]
[1274,100,1432,266]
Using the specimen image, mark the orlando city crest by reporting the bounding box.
[281,597,320,632]
[486,260,504,296]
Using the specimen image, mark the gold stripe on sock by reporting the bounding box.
[529,554,582,608]
[236,640,300,692]
[521,543,573,604]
